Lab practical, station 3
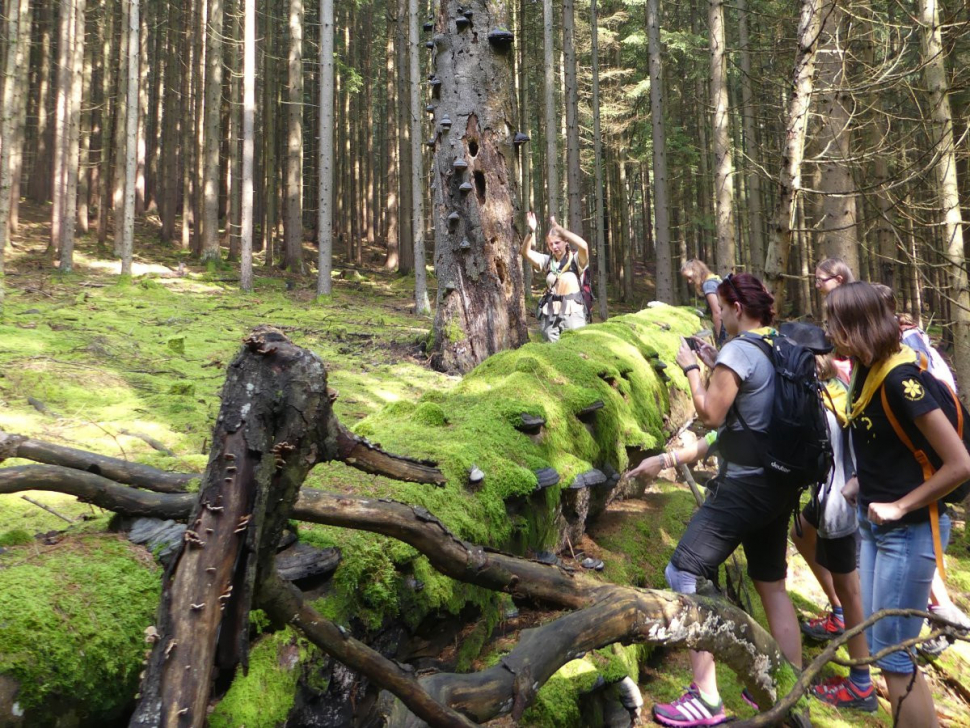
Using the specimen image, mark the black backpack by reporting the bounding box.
[880,356,970,505]
[718,332,834,490]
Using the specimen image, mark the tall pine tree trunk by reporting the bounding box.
[316,0,335,295]
[201,0,224,262]
[541,0,559,219]
[427,0,528,373]
[563,0,582,236]
[407,0,429,313]
[736,0,764,276]
[647,0,674,302]
[709,0,735,273]
[240,0,255,290]
[283,0,303,272]
[764,0,822,303]
[815,0,858,270]
[59,0,87,272]
[395,0,413,274]
[918,0,970,398]
[120,0,140,275]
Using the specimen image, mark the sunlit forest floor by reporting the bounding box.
[1,203,969,726]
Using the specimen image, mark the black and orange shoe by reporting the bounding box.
[812,676,878,712]
[800,611,845,642]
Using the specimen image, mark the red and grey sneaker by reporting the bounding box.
[812,676,878,713]
[800,611,845,641]
[653,684,727,727]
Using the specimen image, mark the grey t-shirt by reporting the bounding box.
[716,335,775,481]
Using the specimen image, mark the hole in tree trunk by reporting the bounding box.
[474,171,486,203]
[468,140,479,158]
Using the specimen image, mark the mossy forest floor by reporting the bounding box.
[2,203,970,727]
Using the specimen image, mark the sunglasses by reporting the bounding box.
[724,273,742,303]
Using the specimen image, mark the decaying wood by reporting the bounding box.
[335,425,445,485]
[0,464,196,518]
[131,326,339,728]
[274,541,341,581]
[0,429,194,492]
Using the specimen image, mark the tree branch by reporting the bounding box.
[334,424,446,485]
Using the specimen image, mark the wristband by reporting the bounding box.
[682,364,700,375]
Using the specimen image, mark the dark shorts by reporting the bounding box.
[800,499,860,575]
[670,476,798,583]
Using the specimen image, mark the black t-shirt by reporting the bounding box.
[850,362,941,524]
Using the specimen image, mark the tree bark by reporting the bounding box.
[0,0,31,302]
[918,0,970,400]
[59,0,87,272]
[51,0,75,255]
[201,0,224,262]
[815,0,858,270]
[591,0,608,320]
[763,0,822,304]
[316,0,335,295]
[647,0,674,302]
[120,0,140,275]
[427,0,529,374]
[736,0,765,276]
[407,0,429,313]
[709,0,736,274]
[562,0,582,237]
[283,0,303,273]
[541,0,559,219]
[239,0,255,289]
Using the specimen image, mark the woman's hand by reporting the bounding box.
[693,339,718,369]
[625,455,665,482]
[868,501,906,525]
[675,339,698,371]
[526,210,537,232]
[841,476,859,508]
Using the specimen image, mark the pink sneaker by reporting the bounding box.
[653,684,727,727]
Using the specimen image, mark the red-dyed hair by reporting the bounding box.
[717,273,775,326]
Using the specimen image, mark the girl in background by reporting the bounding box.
[681,259,725,345]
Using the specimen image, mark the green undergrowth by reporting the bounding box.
[0,534,159,722]
[208,628,310,728]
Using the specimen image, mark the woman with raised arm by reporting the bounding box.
[521,211,590,342]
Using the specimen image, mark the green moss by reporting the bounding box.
[413,401,447,427]
[0,535,159,720]
[208,629,308,728]
[0,529,33,547]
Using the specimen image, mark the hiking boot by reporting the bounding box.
[652,684,727,727]
[812,676,878,713]
[800,611,845,642]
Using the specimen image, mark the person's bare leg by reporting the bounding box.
[790,515,840,608]
[754,578,802,667]
[689,650,717,697]
[884,670,938,728]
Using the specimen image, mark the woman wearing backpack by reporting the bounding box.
[681,259,725,345]
[652,273,803,728]
[521,211,590,342]
[827,282,970,727]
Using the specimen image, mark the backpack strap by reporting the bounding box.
[879,379,949,582]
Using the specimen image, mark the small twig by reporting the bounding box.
[120,429,175,457]
[21,495,76,523]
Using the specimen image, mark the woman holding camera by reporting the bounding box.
[652,273,802,727]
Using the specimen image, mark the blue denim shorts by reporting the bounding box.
[858,509,951,674]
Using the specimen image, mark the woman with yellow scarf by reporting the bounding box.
[827,282,970,727]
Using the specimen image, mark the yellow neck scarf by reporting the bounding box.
[845,348,917,425]
[822,378,849,426]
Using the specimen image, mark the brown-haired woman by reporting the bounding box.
[815,257,855,296]
[680,259,725,345]
[828,282,970,727]
[652,273,802,727]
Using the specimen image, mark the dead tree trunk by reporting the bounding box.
[427,0,529,374]
[128,327,338,727]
